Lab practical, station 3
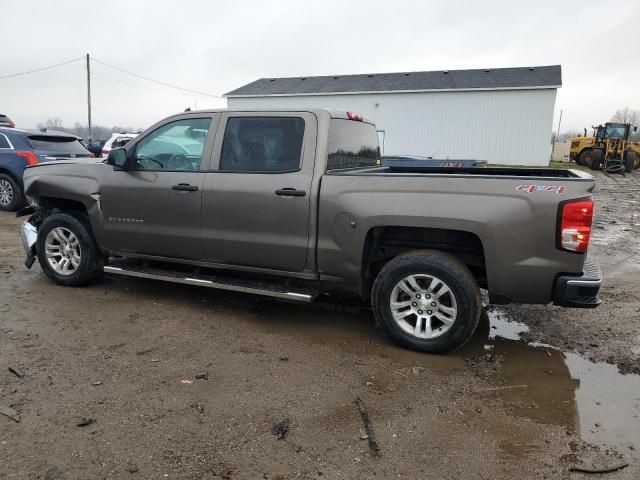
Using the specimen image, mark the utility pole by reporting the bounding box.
[557,109,563,141]
[86,53,92,142]
[551,109,563,160]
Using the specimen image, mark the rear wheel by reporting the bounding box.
[0,174,24,212]
[372,250,482,353]
[590,149,603,170]
[577,149,591,167]
[624,151,636,173]
[36,213,104,286]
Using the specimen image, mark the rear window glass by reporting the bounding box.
[0,134,11,149]
[327,119,380,170]
[112,137,134,148]
[28,136,89,154]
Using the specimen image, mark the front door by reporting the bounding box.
[100,116,215,259]
[202,112,317,272]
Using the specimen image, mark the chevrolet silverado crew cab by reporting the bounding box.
[19,109,602,353]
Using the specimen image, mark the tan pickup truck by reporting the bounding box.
[19,108,601,353]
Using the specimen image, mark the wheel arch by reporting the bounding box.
[0,166,21,183]
[360,225,487,300]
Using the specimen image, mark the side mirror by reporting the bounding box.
[634,126,638,133]
[107,148,128,169]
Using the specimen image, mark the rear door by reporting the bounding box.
[202,112,317,272]
[99,115,216,259]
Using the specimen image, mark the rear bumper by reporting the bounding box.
[553,259,602,308]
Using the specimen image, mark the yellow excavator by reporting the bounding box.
[570,122,639,173]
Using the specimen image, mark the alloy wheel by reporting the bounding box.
[389,274,458,339]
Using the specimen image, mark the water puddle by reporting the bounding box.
[484,307,640,457]
[486,306,529,341]
[245,298,640,457]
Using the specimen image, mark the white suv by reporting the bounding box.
[101,132,139,158]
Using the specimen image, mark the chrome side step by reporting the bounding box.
[103,265,317,302]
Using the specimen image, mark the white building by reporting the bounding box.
[225,65,561,166]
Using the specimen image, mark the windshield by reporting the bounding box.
[327,119,380,170]
[604,124,627,139]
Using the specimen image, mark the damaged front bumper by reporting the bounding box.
[20,220,38,269]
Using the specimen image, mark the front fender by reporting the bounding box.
[23,162,108,245]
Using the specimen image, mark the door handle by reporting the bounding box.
[275,188,306,197]
[172,183,198,192]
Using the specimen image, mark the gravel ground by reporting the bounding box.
[1,169,638,479]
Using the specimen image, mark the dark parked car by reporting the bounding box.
[0,114,15,128]
[0,127,93,211]
[86,139,106,157]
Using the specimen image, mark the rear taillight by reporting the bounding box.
[16,151,39,166]
[559,199,594,253]
[347,111,363,122]
[102,149,109,155]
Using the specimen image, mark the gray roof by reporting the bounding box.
[225,65,561,97]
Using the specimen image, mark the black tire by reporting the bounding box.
[371,250,482,354]
[0,173,25,212]
[36,213,104,287]
[577,149,591,167]
[624,151,636,173]
[590,149,603,170]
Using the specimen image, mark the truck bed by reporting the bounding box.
[318,164,595,304]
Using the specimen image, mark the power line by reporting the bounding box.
[0,56,84,79]
[91,70,203,98]
[91,57,222,98]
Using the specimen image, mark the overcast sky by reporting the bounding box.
[2,0,638,134]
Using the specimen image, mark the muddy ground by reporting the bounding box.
[1,170,639,479]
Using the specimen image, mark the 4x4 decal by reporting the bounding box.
[516,184,566,194]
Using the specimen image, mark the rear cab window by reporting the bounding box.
[28,136,90,155]
[327,119,381,171]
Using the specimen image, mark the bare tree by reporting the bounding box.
[611,107,639,125]
[557,130,582,142]
[45,117,64,129]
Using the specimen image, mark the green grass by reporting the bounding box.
[548,161,591,172]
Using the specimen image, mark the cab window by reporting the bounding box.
[219,117,305,172]
[327,119,380,170]
[135,118,211,171]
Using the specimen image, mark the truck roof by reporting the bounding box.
[163,108,375,125]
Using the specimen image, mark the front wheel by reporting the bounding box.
[36,213,104,286]
[372,250,482,353]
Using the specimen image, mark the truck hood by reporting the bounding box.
[27,158,104,168]
[23,160,109,208]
